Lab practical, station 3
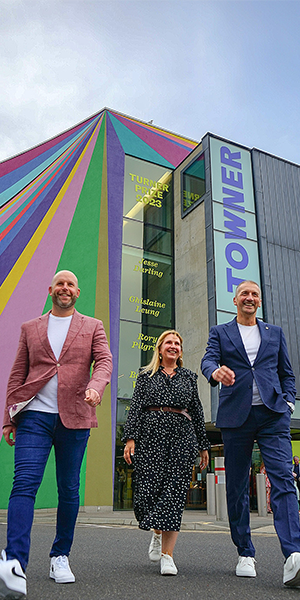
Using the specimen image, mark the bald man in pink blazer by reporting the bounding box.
[4,308,112,430]
[0,270,112,600]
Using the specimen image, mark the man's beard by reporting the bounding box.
[53,293,77,309]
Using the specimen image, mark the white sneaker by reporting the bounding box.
[160,553,178,576]
[0,549,27,599]
[148,532,162,562]
[50,555,75,583]
[283,552,300,587]
[236,556,256,577]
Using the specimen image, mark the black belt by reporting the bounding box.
[146,406,191,421]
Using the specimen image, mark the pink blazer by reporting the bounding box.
[4,310,113,429]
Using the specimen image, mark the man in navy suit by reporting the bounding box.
[201,280,300,586]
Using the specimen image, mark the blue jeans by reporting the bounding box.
[6,411,90,571]
[222,405,300,559]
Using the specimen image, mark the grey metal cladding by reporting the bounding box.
[252,149,300,396]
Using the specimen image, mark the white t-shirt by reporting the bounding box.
[237,323,263,406]
[23,313,73,413]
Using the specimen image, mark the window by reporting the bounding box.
[182,152,205,217]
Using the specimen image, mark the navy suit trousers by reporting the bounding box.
[221,404,300,558]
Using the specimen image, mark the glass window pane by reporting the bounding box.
[143,225,172,255]
[117,398,131,425]
[123,155,172,228]
[183,174,205,212]
[123,218,143,248]
[185,154,205,178]
[118,321,141,399]
[182,153,205,215]
[143,179,173,229]
[114,427,133,509]
[118,320,167,399]
[123,219,172,256]
[120,246,173,327]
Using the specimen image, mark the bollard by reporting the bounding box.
[206,472,216,515]
[215,456,227,521]
[256,472,267,516]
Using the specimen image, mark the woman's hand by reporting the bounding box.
[199,449,209,471]
[124,439,135,465]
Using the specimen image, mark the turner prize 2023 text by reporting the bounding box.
[129,172,169,208]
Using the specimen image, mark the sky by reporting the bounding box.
[1,0,300,164]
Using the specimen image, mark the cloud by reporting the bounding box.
[1,0,300,163]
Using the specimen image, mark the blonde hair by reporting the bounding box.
[142,330,183,377]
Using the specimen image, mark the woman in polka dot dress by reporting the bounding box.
[123,330,210,576]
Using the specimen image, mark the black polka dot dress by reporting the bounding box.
[123,366,210,531]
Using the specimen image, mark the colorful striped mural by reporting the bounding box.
[0,109,196,508]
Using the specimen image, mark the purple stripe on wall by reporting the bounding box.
[106,115,125,470]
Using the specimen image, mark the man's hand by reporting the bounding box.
[84,388,100,407]
[3,425,16,446]
[212,366,236,386]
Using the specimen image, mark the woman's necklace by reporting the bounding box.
[161,365,176,377]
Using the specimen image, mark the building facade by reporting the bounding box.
[1,109,300,511]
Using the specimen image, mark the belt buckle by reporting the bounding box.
[160,407,164,412]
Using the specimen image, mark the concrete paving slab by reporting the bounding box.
[0,507,277,533]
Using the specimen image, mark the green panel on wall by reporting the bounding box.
[0,437,14,508]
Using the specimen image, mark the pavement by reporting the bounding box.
[0,506,277,534]
[0,508,291,600]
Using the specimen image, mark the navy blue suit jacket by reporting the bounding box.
[201,318,296,428]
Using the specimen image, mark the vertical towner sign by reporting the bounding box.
[209,136,262,322]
